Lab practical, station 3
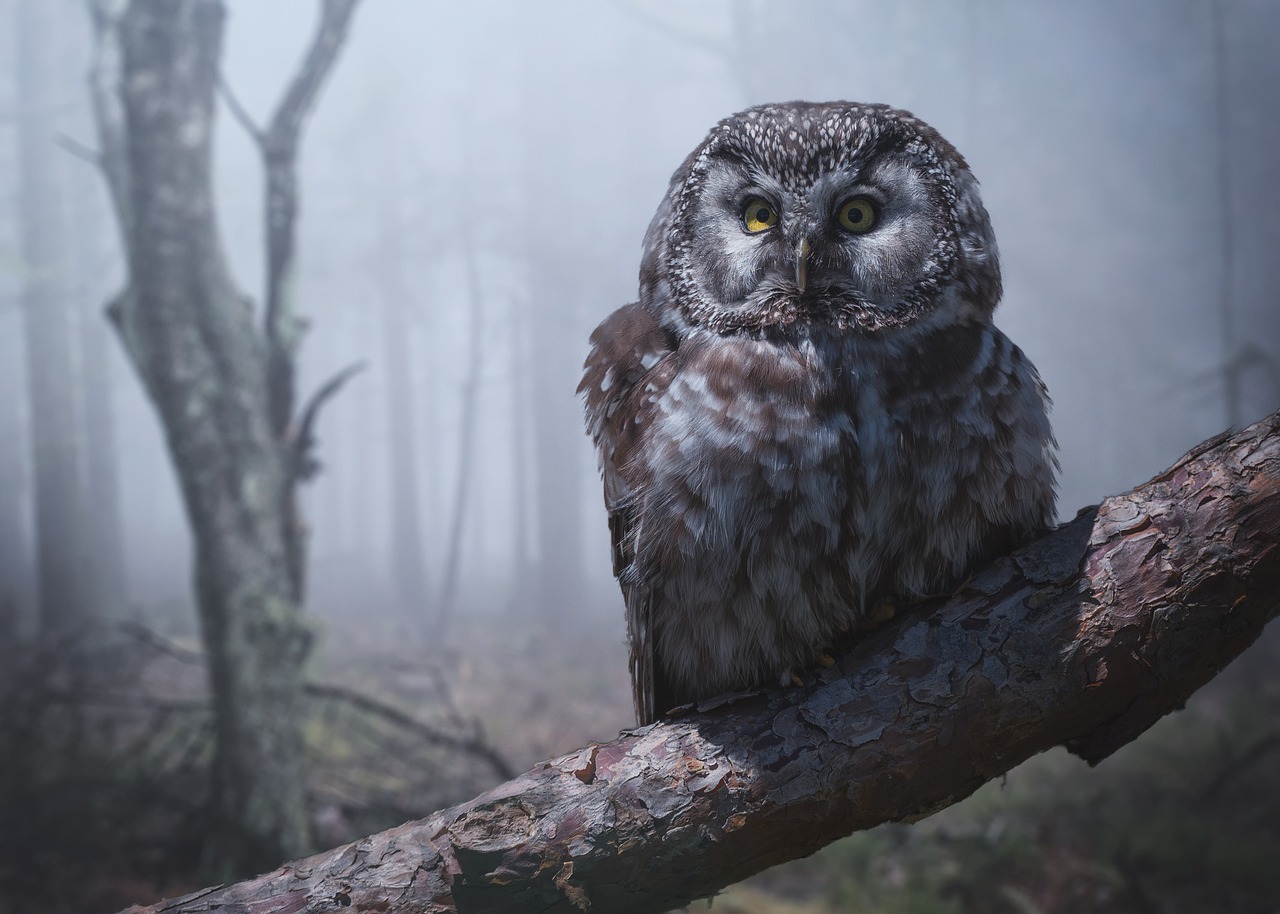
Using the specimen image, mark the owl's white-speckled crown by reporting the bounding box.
[639,101,999,337]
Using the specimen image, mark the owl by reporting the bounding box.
[581,102,1057,727]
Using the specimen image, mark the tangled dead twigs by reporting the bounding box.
[116,620,515,781]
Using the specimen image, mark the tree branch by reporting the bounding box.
[289,360,366,483]
[215,74,265,147]
[53,132,102,167]
[84,0,132,243]
[306,682,516,782]
[118,619,515,779]
[262,0,363,438]
[119,411,1280,914]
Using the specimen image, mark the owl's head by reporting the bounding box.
[639,102,1001,337]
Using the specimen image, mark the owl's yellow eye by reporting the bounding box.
[837,197,877,233]
[741,197,778,233]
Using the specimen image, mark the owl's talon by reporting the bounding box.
[816,649,836,668]
[789,669,805,688]
[857,598,897,633]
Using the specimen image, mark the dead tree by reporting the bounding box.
[85,0,362,878]
[119,412,1279,913]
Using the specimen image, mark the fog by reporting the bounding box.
[0,0,1278,907]
[3,0,1275,635]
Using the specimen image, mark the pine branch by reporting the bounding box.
[119,411,1280,914]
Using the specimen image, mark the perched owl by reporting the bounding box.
[581,102,1057,727]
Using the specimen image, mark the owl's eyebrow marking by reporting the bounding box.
[735,190,781,212]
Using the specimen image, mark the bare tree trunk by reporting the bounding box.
[1211,0,1240,428]
[16,0,89,634]
[435,233,485,635]
[0,315,31,621]
[117,411,1280,914]
[86,0,362,879]
[78,276,129,618]
[525,282,585,619]
[506,289,534,614]
[74,146,129,618]
[96,1,311,878]
[520,17,585,621]
[0,2,32,627]
[375,193,430,629]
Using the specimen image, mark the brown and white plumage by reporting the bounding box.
[581,102,1057,726]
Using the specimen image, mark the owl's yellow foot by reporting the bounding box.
[782,653,835,689]
[871,597,897,622]
[779,665,813,689]
[857,597,897,633]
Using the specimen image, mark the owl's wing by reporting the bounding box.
[580,302,676,726]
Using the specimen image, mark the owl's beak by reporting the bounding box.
[795,238,811,294]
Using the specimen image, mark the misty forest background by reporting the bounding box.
[1,1,1279,912]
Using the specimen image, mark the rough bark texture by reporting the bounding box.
[87,0,361,879]
[122,412,1280,914]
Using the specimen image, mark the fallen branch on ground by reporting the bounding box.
[119,621,515,781]
[122,411,1280,914]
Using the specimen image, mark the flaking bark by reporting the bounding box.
[121,410,1280,914]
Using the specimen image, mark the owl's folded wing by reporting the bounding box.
[579,302,677,725]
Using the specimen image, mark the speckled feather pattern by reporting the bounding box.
[582,102,1057,725]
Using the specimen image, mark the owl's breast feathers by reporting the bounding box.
[582,303,1056,724]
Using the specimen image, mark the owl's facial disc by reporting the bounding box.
[647,103,1002,336]
[682,156,948,333]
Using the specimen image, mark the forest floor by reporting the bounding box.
[1,596,1278,914]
